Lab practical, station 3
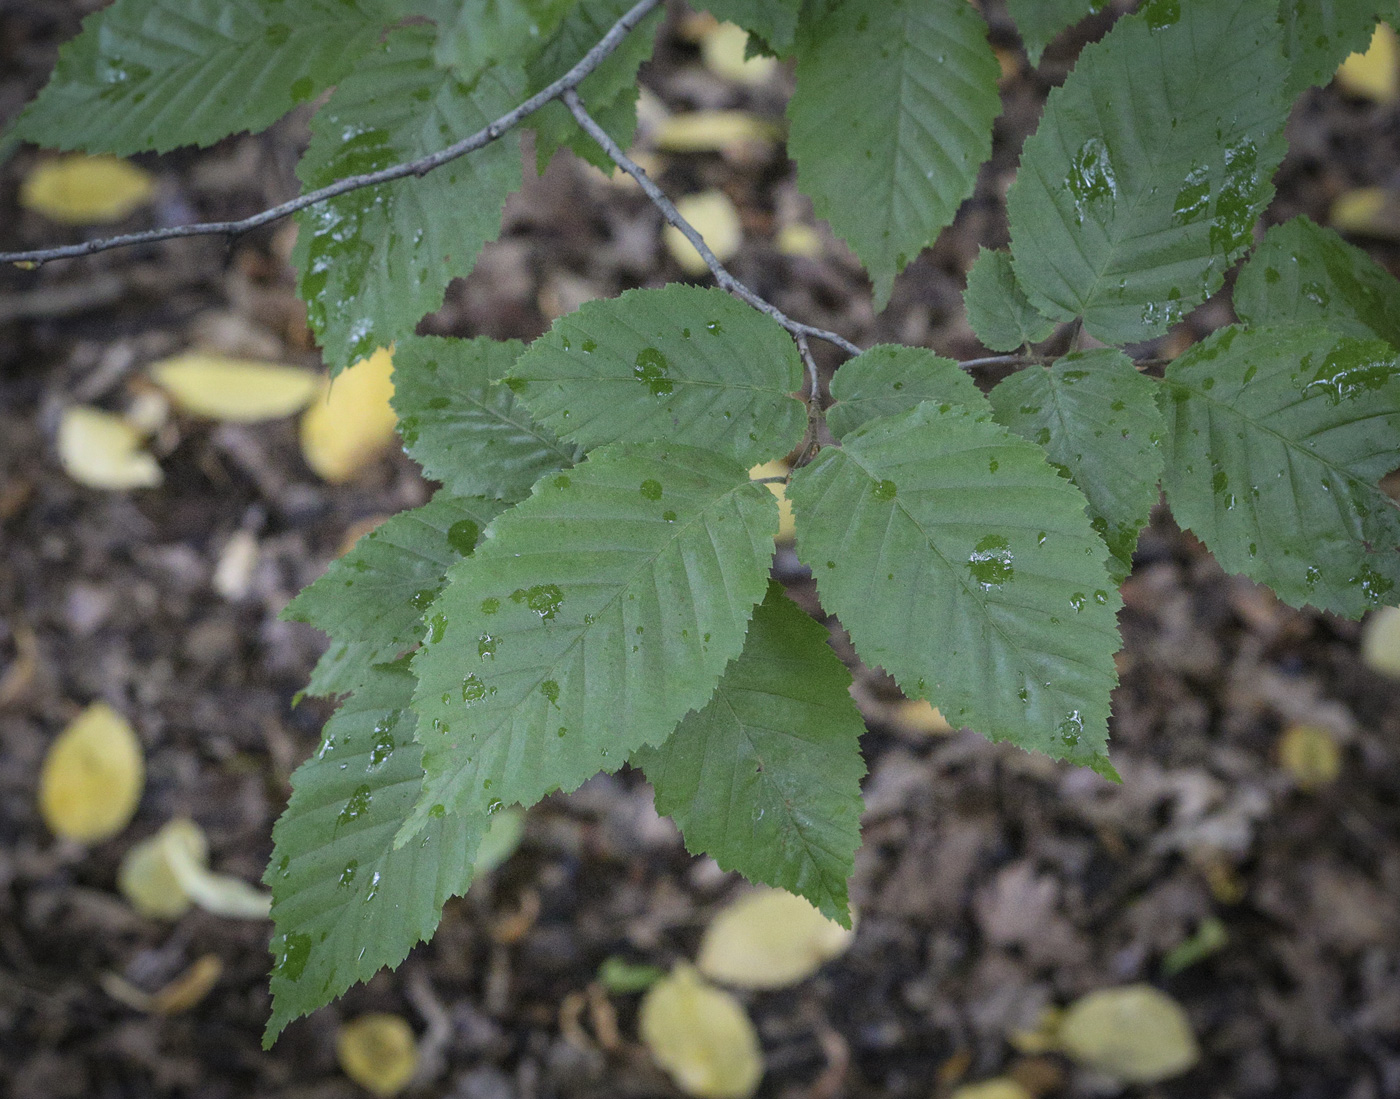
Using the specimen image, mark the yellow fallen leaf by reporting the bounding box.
[149,954,223,1014]
[1361,605,1400,678]
[652,111,780,154]
[1055,984,1199,1084]
[950,1080,1031,1099]
[775,222,823,259]
[300,346,398,483]
[337,1013,419,1098]
[701,22,778,87]
[640,965,763,1099]
[1277,723,1342,791]
[697,888,854,990]
[119,818,210,919]
[749,461,795,543]
[19,154,155,224]
[892,699,953,735]
[1330,186,1400,240]
[57,405,162,490]
[164,833,271,919]
[666,191,743,277]
[1336,23,1399,103]
[39,702,144,843]
[150,352,320,422]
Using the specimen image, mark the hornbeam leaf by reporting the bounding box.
[404,442,778,841]
[292,26,522,372]
[964,248,1058,354]
[1006,0,1291,345]
[633,585,866,924]
[1005,0,1105,66]
[826,344,989,441]
[1160,324,1400,617]
[1233,216,1400,348]
[285,493,508,698]
[506,286,806,467]
[265,663,486,1045]
[788,401,1121,770]
[392,336,581,503]
[788,0,1001,308]
[698,0,802,54]
[1278,0,1389,98]
[990,350,1165,583]
[10,0,387,155]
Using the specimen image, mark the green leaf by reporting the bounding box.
[1006,0,1291,345]
[1278,0,1388,98]
[1005,0,1105,66]
[404,442,779,841]
[788,401,1121,770]
[507,286,807,467]
[527,0,662,172]
[964,248,1059,353]
[826,344,989,440]
[286,493,508,698]
[633,584,865,924]
[392,336,581,502]
[1234,216,1400,348]
[698,0,802,54]
[293,26,523,372]
[410,0,575,83]
[788,0,1001,308]
[10,0,386,156]
[1160,324,1400,617]
[265,662,486,1045]
[989,350,1166,583]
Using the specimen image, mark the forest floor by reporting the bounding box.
[3,2,1400,1098]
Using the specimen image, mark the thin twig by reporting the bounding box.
[959,353,1055,370]
[0,0,664,268]
[795,332,821,404]
[561,89,863,359]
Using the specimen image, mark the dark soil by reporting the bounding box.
[3,3,1400,1098]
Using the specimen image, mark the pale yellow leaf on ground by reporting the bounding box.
[149,954,223,1014]
[1336,23,1399,103]
[652,111,779,154]
[1055,984,1199,1084]
[19,154,155,224]
[640,965,763,1099]
[949,1080,1031,1099]
[1277,723,1342,791]
[39,702,144,842]
[697,888,855,990]
[150,352,320,422]
[1361,605,1400,678]
[1330,185,1400,239]
[57,406,162,490]
[892,699,953,735]
[701,22,778,86]
[666,191,743,276]
[337,1013,419,1097]
[164,832,271,919]
[118,817,210,919]
[300,346,398,483]
[749,461,795,542]
[775,222,823,259]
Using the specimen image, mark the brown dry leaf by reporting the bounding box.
[697,888,854,990]
[950,1081,1031,1099]
[57,406,162,490]
[300,346,398,483]
[652,111,779,154]
[666,191,743,276]
[1055,984,1200,1085]
[150,352,320,422]
[149,954,223,1014]
[19,154,155,224]
[640,965,763,1099]
[39,703,144,843]
[337,1013,419,1097]
[1277,724,1342,791]
[749,462,795,543]
[1335,23,1399,102]
[1361,605,1400,678]
[700,22,778,86]
[118,818,209,919]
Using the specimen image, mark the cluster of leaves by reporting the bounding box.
[10,0,1400,1042]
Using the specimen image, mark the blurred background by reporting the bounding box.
[3,1,1400,1097]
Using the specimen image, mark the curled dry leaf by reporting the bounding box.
[1335,23,1399,103]
[666,191,743,276]
[701,22,778,87]
[164,828,272,919]
[1277,723,1342,791]
[57,406,162,490]
[749,461,795,542]
[1055,984,1200,1085]
[119,818,209,919]
[150,352,321,422]
[337,1013,419,1098]
[640,965,763,1099]
[39,702,144,843]
[651,111,780,155]
[19,153,155,224]
[300,346,398,483]
[697,888,855,990]
[1361,605,1400,678]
